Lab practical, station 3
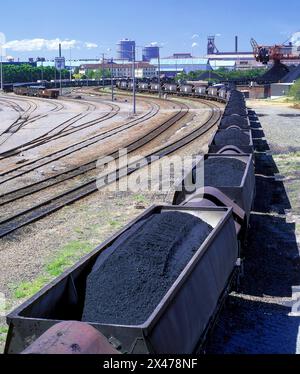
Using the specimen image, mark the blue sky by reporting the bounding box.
[1,0,300,60]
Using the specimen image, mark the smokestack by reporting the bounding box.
[59,43,62,58]
[235,36,238,53]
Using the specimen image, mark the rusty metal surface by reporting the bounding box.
[22,321,119,354]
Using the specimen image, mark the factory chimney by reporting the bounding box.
[235,36,238,53]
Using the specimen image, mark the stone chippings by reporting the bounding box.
[82,211,213,325]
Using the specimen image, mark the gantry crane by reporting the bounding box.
[251,37,300,65]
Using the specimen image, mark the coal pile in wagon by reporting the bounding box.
[224,106,247,117]
[82,211,213,325]
[219,114,249,129]
[193,157,246,187]
[214,128,250,146]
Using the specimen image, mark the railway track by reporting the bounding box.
[0,97,38,139]
[0,100,157,181]
[0,95,67,148]
[0,99,221,238]
[0,97,117,157]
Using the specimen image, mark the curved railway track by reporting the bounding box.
[0,96,118,157]
[0,100,158,181]
[0,95,66,147]
[0,99,221,238]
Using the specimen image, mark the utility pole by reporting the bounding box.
[69,47,72,81]
[111,57,114,102]
[0,54,3,91]
[0,42,3,91]
[59,43,62,96]
[158,47,161,98]
[132,45,136,114]
[102,53,105,90]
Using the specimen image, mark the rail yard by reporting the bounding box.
[0,80,299,357]
[1,0,300,364]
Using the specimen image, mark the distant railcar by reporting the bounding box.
[138,82,149,91]
[163,83,178,94]
[179,84,193,95]
[207,86,219,97]
[150,83,160,92]
[194,86,207,97]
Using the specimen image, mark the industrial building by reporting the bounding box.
[206,35,265,70]
[150,54,211,77]
[79,62,156,79]
[142,45,159,61]
[116,39,136,61]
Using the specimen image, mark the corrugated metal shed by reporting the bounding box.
[270,83,293,98]
[151,58,209,65]
[209,60,236,70]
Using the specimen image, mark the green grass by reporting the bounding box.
[14,276,50,299]
[134,194,147,203]
[0,325,8,343]
[0,326,8,334]
[46,240,93,277]
[109,220,121,228]
[12,240,94,299]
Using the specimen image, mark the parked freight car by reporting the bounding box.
[163,83,178,94]
[14,85,59,99]
[179,84,193,95]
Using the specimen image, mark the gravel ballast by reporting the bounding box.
[214,128,250,146]
[201,157,246,187]
[81,211,213,325]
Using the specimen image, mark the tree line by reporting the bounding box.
[1,64,70,83]
[175,68,266,83]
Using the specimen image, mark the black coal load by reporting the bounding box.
[281,64,300,83]
[214,128,250,146]
[82,211,213,325]
[219,114,249,129]
[259,62,289,83]
[224,106,247,117]
[193,157,246,187]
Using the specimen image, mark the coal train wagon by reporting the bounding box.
[4,88,255,355]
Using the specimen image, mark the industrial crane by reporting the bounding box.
[251,37,300,65]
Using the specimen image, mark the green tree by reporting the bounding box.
[2,64,70,83]
[288,79,300,101]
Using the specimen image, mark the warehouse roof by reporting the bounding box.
[209,60,236,70]
[150,58,209,65]
[80,62,155,69]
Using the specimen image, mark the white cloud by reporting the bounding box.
[192,34,199,39]
[215,33,221,37]
[3,38,98,52]
[290,31,300,46]
[192,42,198,48]
[150,41,158,46]
[84,42,98,49]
